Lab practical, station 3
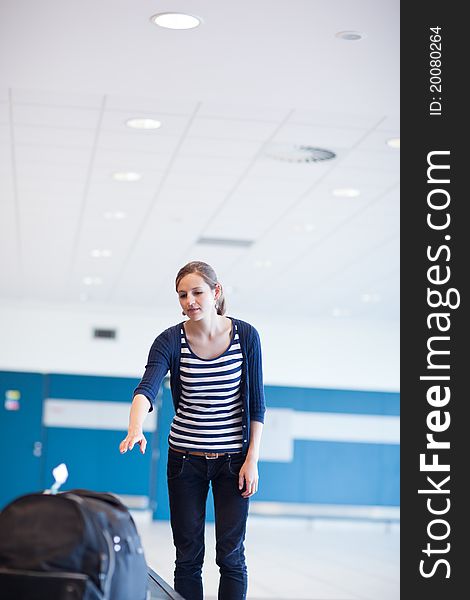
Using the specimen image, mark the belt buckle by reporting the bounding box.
[204,452,219,460]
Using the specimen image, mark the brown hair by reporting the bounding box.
[175,261,226,316]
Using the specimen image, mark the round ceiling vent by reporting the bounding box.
[265,144,336,163]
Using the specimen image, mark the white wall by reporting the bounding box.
[0,302,399,392]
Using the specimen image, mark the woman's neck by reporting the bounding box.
[185,313,228,339]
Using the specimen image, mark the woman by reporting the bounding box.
[119,261,265,600]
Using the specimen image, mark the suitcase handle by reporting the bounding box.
[65,489,126,510]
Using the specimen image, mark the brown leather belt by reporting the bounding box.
[170,447,242,460]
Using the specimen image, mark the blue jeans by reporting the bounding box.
[167,448,249,600]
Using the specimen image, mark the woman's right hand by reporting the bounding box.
[119,428,147,455]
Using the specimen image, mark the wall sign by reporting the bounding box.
[5,389,21,411]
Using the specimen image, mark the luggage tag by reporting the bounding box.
[43,463,69,495]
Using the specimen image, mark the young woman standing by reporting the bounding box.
[119,261,265,600]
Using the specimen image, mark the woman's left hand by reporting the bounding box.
[239,457,259,498]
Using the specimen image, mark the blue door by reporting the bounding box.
[0,371,45,508]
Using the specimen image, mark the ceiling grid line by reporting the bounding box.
[9,122,103,133]
[195,109,295,232]
[217,116,391,276]
[190,116,282,125]
[0,1,399,323]
[13,101,190,120]
[165,109,296,278]
[362,266,400,301]
[273,182,399,280]
[316,231,399,289]
[65,94,108,290]
[106,102,204,300]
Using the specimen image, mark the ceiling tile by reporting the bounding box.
[179,138,262,160]
[248,156,333,181]
[376,115,400,131]
[198,102,289,122]
[231,176,316,197]
[97,130,181,154]
[271,123,368,148]
[15,145,91,165]
[92,149,168,171]
[289,110,384,129]
[170,155,252,176]
[320,166,398,188]
[356,129,401,152]
[17,162,88,181]
[163,171,240,194]
[0,1,399,325]
[188,118,280,141]
[17,179,84,198]
[14,125,96,147]
[13,104,101,129]
[0,102,9,125]
[13,88,103,108]
[339,149,399,172]
[105,94,197,115]
[89,169,165,191]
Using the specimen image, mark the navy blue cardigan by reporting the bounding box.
[134,317,266,454]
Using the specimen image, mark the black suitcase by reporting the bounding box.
[0,489,148,600]
[0,567,101,600]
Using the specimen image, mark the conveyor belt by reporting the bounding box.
[147,566,185,600]
[0,565,185,599]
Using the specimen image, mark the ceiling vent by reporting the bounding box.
[265,144,336,163]
[93,328,117,340]
[196,237,254,248]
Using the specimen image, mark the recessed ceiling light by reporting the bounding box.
[83,276,103,286]
[362,293,381,303]
[150,12,202,30]
[90,249,112,258]
[332,307,352,317]
[293,223,315,233]
[254,260,272,269]
[126,118,161,130]
[332,188,360,198]
[112,172,141,182]
[387,137,400,149]
[335,31,366,41]
[104,211,127,220]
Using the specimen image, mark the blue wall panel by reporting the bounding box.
[0,371,45,508]
[46,373,138,403]
[43,373,156,504]
[265,385,400,415]
[43,428,154,496]
[257,441,399,505]
[1,370,400,519]
[152,384,400,520]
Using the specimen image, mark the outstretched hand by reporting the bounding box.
[119,429,147,455]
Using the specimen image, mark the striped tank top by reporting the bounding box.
[168,321,243,452]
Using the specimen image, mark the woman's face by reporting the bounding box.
[177,273,218,320]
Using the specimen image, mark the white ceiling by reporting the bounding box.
[0,0,399,322]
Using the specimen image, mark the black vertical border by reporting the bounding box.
[401,2,466,597]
